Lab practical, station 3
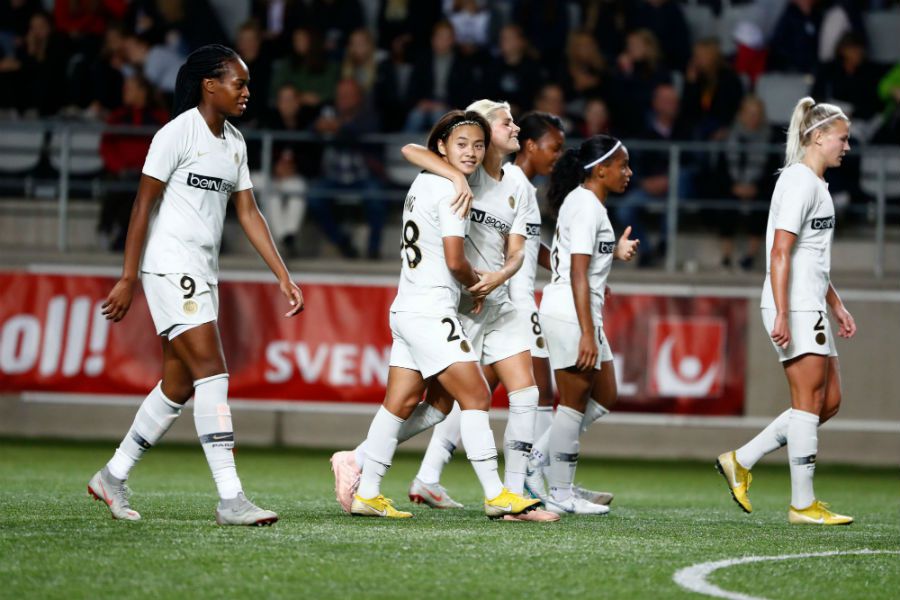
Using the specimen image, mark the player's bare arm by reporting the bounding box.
[402,143,472,217]
[770,228,797,348]
[571,253,598,371]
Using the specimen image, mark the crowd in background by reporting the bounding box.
[1,0,899,266]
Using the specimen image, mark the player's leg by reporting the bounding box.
[88,338,193,521]
[169,322,277,526]
[409,381,464,509]
[492,350,538,495]
[572,360,616,506]
[525,355,554,499]
[786,355,851,524]
[351,366,427,518]
[435,362,540,519]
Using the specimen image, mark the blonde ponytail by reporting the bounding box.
[782,96,849,170]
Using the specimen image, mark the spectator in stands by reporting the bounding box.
[374,32,414,131]
[0,0,41,59]
[716,95,776,271]
[270,27,340,111]
[284,0,365,56]
[626,0,692,71]
[341,28,381,98]
[0,10,67,117]
[84,25,129,120]
[98,74,168,250]
[403,20,475,132]
[235,20,275,127]
[578,96,612,138]
[483,23,544,116]
[561,31,610,109]
[308,79,386,259]
[123,0,228,54]
[682,38,745,141]
[609,28,671,136]
[375,0,443,55]
[768,0,822,74]
[818,0,867,64]
[533,82,575,134]
[732,20,768,86]
[513,0,572,69]
[123,32,184,99]
[582,0,629,63]
[874,61,900,143]
[813,32,884,122]
[254,84,315,257]
[445,0,493,58]
[613,82,691,266]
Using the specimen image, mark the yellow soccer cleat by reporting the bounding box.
[350,494,413,518]
[716,451,753,513]
[484,487,541,519]
[788,500,853,525]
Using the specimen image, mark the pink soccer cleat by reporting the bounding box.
[330,450,361,513]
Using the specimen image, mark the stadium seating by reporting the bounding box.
[863,10,900,64]
[755,73,813,125]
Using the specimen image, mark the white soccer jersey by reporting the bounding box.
[540,186,616,326]
[464,164,530,307]
[141,108,253,284]
[761,163,834,312]
[503,163,542,312]
[390,172,469,315]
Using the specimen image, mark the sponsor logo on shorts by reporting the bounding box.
[811,215,835,230]
[470,208,511,234]
[187,172,234,194]
[525,223,540,237]
[183,299,199,315]
[598,241,616,254]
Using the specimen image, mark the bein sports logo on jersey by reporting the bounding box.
[647,317,725,398]
[469,208,511,234]
[187,172,234,194]
[525,223,540,237]
[811,215,835,230]
[598,241,616,254]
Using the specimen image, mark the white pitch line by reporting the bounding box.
[673,549,900,600]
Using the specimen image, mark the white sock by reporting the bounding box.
[193,374,242,500]
[504,386,538,494]
[534,406,553,448]
[530,419,552,470]
[788,409,819,510]
[547,405,583,502]
[106,382,183,480]
[416,402,460,485]
[580,399,609,434]
[735,409,792,469]
[460,409,504,500]
[357,406,404,499]
[355,402,448,467]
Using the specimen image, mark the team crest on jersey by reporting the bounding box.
[508,195,515,208]
[598,241,616,254]
[460,340,471,353]
[536,336,545,349]
[811,216,835,230]
[469,208,511,234]
[187,172,234,194]
[234,153,239,164]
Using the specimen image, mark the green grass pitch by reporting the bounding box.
[1,439,897,599]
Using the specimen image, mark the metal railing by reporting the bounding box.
[1,120,897,276]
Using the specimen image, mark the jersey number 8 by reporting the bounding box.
[402,220,422,268]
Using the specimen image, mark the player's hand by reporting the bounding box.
[604,285,612,303]
[449,174,473,218]
[614,226,639,261]
[471,296,484,315]
[771,312,791,349]
[281,280,304,317]
[832,304,856,339]
[102,278,135,322]
[468,269,504,298]
[576,331,598,371]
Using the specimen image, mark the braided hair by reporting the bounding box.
[172,44,240,117]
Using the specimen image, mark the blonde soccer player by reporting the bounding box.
[716,97,855,525]
[538,135,639,515]
[88,45,304,525]
[334,110,540,519]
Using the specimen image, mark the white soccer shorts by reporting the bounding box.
[141,272,218,339]
[457,300,532,366]
[541,313,613,371]
[761,308,838,362]
[388,311,478,379]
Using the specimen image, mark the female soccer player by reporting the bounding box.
[87,45,304,526]
[399,100,559,522]
[539,135,638,515]
[342,110,540,519]
[716,97,855,525]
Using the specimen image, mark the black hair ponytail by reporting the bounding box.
[172,44,239,117]
[547,134,622,214]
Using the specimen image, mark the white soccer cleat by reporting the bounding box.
[330,450,361,513]
[408,478,463,509]
[87,467,141,521]
[215,492,278,526]
[574,485,614,506]
[544,491,610,516]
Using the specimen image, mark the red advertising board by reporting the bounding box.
[0,271,746,415]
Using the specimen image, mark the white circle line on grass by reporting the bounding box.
[673,549,900,600]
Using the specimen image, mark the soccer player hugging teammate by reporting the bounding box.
[538,135,639,515]
[334,110,541,519]
[717,97,855,525]
[88,45,304,526]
